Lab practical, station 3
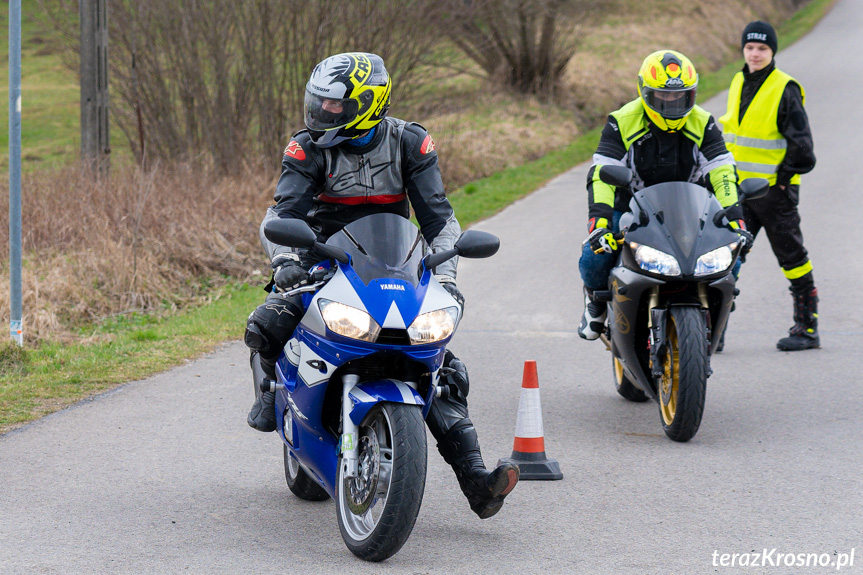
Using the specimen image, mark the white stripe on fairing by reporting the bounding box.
[349,387,376,404]
[394,380,417,404]
[382,301,407,329]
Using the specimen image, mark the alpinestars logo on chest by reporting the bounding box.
[332,161,394,193]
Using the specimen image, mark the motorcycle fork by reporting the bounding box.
[647,287,667,380]
[340,373,360,479]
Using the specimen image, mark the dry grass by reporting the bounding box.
[0,162,275,342]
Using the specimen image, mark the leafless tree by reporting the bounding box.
[435,0,599,98]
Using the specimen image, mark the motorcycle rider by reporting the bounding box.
[719,21,819,351]
[578,50,751,340]
[244,52,518,519]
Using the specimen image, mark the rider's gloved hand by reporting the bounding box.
[729,219,754,259]
[272,254,309,292]
[587,218,618,254]
[437,275,465,308]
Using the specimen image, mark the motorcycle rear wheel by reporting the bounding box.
[657,306,707,442]
[336,402,427,562]
[284,444,329,501]
[613,356,649,402]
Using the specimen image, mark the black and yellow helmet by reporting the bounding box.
[637,50,698,132]
[304,52,392,148]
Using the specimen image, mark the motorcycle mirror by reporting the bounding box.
[738,178,770,202]
[264,218,349,264]
[598,165,633,188]
[423,230,501,270]
[264,218,317,248]
[454,230,500,259]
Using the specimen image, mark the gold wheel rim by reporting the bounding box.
[660,317,680,425]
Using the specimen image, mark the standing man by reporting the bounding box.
[719,21,819,351]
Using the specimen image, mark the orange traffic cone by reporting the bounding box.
[497,360,563,480]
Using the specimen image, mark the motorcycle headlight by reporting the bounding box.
[407,307,459,345]
[632,243,681,277]
[318,299,381,342]
[695,245,734,277]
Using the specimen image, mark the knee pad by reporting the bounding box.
[244,299,301,358]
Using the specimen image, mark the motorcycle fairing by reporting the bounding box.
[608,266,664,398]
[625,182,740,277]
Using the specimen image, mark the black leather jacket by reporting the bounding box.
[261,117,461,278]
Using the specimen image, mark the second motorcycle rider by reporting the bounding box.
[243,52,518,519]
[578,49,751,340]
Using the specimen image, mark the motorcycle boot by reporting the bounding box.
[426,351,519,519]
[436,421,520,519]
[578,287,607,340]
[247,351,277,432]
[777,286,820,351]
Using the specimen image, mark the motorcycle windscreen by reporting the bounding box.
[326,213,425,286]
[637,182,712,259]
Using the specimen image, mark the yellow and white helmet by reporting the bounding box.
[637,50,698,132]
[304,52,391,148]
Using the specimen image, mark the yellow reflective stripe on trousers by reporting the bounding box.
[783,260,813,280]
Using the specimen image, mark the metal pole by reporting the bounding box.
[8,0,23,345]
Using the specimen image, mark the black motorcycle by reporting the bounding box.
[593,166,768,442]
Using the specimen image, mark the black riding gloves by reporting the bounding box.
[437,276,465,309]
[272,254,309,292]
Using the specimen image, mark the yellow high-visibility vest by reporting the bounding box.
[720,69,804,186]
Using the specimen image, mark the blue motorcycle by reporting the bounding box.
[254,212,499,561]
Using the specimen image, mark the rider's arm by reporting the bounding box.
[586,115,627,231]
[698,117,743,222]
[261,131,326,263]
[776,82,816,187]
[402,122,461,279]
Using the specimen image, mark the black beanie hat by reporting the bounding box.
[742,21,778,54]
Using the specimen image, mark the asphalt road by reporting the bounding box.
[2,2,862,573]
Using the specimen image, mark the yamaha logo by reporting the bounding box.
[380,284,405,291]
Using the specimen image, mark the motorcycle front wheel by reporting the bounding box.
[657,306,707,442]
[336,402,427,562]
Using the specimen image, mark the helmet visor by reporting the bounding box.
[641,86,697,120]
[304,89,359,131]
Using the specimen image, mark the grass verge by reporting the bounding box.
[0,0,838,433]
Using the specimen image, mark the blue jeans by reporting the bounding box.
[579,211,623,292]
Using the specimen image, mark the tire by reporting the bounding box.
[336,402,427,562]
[657,306,708,442]
[284,444,329,501]
[613,356,649,402]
